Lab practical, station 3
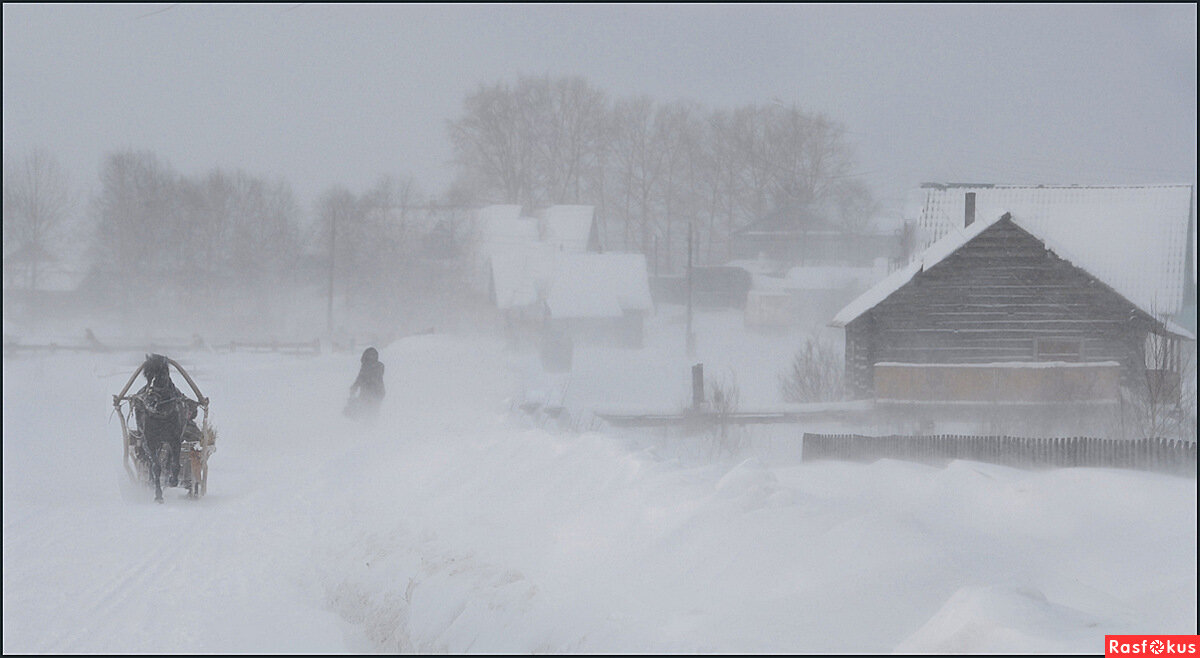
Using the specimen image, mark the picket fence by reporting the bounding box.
[801,433,1197,476]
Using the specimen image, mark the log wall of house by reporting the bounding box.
[844,217,1155,398]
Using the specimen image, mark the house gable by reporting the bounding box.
[913,183,1195,317]
[843,215,1164,397]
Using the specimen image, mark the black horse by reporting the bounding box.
[131,354,194,503]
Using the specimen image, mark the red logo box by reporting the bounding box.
[1106,636,1199,656]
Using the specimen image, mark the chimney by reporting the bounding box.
[964,192,976,227]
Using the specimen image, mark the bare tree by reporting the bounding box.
[1123,327,1197,441]
[449,75,610,211]
[3,148,75,291]
[87,152,307,334]
[535,76,609,205]
[91,150,181,308]
[447,80,538,207]
[651,100,703,274]
[779,336,845,403]
[316,185,360,329]
[831,178,880,235]
[704,370,746,458]
[696,109,741,263]
[446,77,874,270]
[730,104,775,231]
[607,95,666,256]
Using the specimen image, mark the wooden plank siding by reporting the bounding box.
[873,362,1121,403]
[844,217,1157,398]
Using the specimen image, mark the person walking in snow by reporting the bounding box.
[345,346,385,420]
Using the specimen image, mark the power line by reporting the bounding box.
[134,3,178,19]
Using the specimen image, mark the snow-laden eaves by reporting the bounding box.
[831,211,1009,327]
[831,210,1196,340]
[914,184,1195,316]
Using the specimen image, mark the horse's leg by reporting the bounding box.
[149,439,164,503]
[167,439,181,487]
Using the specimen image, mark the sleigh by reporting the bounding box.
[112,357,217,499]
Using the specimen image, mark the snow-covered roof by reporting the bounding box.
[476,204,534,246]
[545,253,653,319]
[913,184,1195,316]
[489,244,553,310]
[831,210,1197,340]
[476,204,523,225]
[490,247,653,319]
[831,212,1002,327]
[540,205,595,253]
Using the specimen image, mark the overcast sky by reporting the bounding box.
[3,3,1196,223]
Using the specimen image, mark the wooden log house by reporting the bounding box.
[832,188,1195,406]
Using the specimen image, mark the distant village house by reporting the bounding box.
[472,204,654,357]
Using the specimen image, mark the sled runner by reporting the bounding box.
[113,357,217,500]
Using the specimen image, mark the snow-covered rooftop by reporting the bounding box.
[490,246,653,319]
[831,211,1004,328]
[475,205,537,259]
[540,205,595,253]
[914,184,1195,316]
[545,252,653,319]
[489,244,552,310]
[832,210,1197,340]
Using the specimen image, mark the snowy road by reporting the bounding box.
[4,332,1196,653]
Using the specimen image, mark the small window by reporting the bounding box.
[1037,338,1082,362]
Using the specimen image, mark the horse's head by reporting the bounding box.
[142,353,172,389]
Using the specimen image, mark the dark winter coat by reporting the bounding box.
[351,355,385,401]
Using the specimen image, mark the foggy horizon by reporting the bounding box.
[4,3,1196,220]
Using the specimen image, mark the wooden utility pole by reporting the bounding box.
[686,221,695,355]
[327,206,336,336]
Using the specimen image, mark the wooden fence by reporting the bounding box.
[3,330,432,358]
[3,337,323,356]
[801,433,1197,476]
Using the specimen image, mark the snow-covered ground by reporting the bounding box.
[3,309,1196,653]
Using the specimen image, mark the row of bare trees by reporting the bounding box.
[6,75,877,306]
[312,175,474,335]
[87,150,303,317]
[447,75,878,272]
[5,75,874,332]
[2,144,473,337]
[2,148,75,292]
